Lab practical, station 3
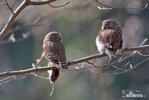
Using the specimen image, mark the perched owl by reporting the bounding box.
[43,31,67,83]
[96,19,123,62]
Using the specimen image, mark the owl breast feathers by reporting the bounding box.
[43,32,67,68]
[96,19,123,56]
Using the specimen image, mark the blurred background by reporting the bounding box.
[0,0,149,100]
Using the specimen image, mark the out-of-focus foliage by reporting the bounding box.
[0,0,149,100]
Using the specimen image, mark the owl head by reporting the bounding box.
[44,31,62,41]
[101,19,120,30]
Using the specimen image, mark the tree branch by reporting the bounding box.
[28,0,57,5]
[0,44,149,78]
[0,0,27,41]
[96,0,149,10]
[5,0,14,14]
[67,45,149,66]
[0,66,58,78]
[0,0,57,42]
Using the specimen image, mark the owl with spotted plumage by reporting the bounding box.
[43,31,67,84]
[96,19,123,62]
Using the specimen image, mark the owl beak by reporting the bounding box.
[57,36,61,40]
[55,34,61,40]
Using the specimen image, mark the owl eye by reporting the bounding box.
[106,23,110,26]
[55,38,59,40]
[55,36,61,41]
[104,23,109,28]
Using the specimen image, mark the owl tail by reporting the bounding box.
[48,69,59,83]
[48,69,59,96]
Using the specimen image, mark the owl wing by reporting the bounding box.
[43,41,60,83]
[43,41,55,62]
[55,41,67,68]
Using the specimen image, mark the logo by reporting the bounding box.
[121,89,145,98]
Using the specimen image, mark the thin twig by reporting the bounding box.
[0,3,7,6]
[103,52,135,71]
[122,0,131,8]
[111,65,127,72]
[0,75,28,85]
[12,0,17,9]
[137,51,149,57]
[5,0,14,14]
[0,0,58,42]
[0,76,16,85]
[49,1,71,8]
[140,38,148,46]
[102,39,147,72]
[96,0,113,8]
[87,61,103,69]
[0,66,59,78]
[31,73,48,80]
[96,0,149,10]
[103,57,149,76]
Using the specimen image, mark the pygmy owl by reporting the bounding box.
[96,19,123,62]
[43,31,67,84]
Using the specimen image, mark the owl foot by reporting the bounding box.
[108,56,112,64]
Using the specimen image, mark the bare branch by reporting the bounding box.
[0,3,7,6]
[96,0,149,10]
[5,0,14,14]
[0,75,29,85]
[31,73,48,80]
[0,0,27,41]
[0,0,58,42]
[103,57,149,76]
[0,45,149,78]
[87,61,101,68]
[96,0,113,8]
[140,38,148,46]
[67,45,149,66]
[0,66,58,78]
[12,0,17,9]
[49,1,71,8]
[0,76,16,85]
[103,53,135,71]
[137,51,149,57]
[27,0,57,5]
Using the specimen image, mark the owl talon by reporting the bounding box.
[108,56,112,64]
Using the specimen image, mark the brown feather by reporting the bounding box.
[43,32,67,83]
[99,29,122,53]
[96,19,123,63]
